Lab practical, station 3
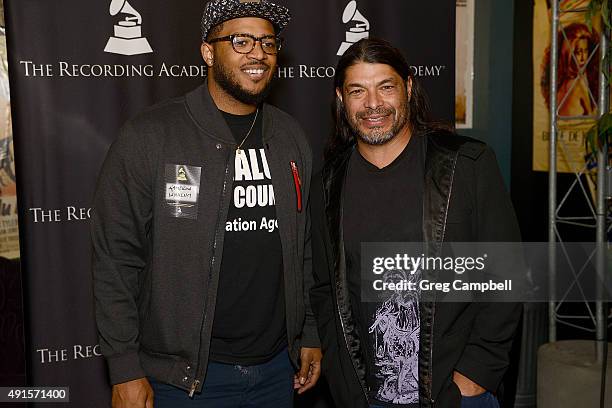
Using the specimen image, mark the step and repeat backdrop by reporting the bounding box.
[5,0,454,406]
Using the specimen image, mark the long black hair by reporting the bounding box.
[327,38,449,160]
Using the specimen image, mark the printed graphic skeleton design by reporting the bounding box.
[369,268,420,404]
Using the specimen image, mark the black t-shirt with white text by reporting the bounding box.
[209,109,286,365]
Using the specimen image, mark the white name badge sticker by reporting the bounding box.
[165,183,199,203]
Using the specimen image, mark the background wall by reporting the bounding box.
[4,1,455,407]
[461,0,515,186]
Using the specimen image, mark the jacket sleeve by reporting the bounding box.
[308,177,337,353]
[293,122,320,349]
[91,121,153,385]
[301,198,321,348]
[454,147,523,392]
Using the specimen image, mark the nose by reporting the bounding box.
[247,40,267,60]
[365,90,383,109]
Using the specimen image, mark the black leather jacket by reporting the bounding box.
[310,130,522,408]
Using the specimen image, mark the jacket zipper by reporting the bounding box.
[290,161,302,213]
[188,380,200,397]
[189,151,232,398]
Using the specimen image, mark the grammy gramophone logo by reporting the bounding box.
[177,167,188,182]
[337,1,370,56]
[104,0,153,56]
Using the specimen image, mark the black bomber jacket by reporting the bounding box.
[92,84,319,395]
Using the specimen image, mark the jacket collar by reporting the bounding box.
[320,143,353,256]
[185,84,276,144]
[422,130,461,253]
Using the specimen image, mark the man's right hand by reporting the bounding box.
[112,378,154,408]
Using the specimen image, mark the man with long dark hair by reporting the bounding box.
[310,38,521,408]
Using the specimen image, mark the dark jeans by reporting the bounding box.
[461,391,500,408]
[369,392,500,408]
[150,348,294,407]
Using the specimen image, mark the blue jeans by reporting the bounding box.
[150,348,294,407]
[461,391,500,408]
[369,392,499,408]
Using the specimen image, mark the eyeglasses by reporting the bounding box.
[207,33,283,55]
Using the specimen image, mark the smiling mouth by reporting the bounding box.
[242,66,268,81]
[361,114,390,125]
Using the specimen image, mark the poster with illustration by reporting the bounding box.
[533,0,601,172]
[0,30,19,259]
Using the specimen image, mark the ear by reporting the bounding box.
[406,77,413,102]
[335,87,343,104]
[201,42,214,67]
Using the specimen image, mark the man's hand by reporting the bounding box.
[112,378,154,408]
[452,371,486,397]
[293,347,322,395]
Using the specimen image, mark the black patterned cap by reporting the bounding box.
[201,0,291,41]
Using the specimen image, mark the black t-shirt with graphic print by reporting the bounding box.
[343,135,424,407]
[209,109,286,365]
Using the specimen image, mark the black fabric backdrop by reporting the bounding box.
[4,0,454,406]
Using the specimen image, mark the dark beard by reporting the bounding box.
[213,62,273,106]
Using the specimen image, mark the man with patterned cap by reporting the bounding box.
[92,1,321,407]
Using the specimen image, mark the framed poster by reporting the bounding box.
[456,0,474,129]
[532,0,601,172]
